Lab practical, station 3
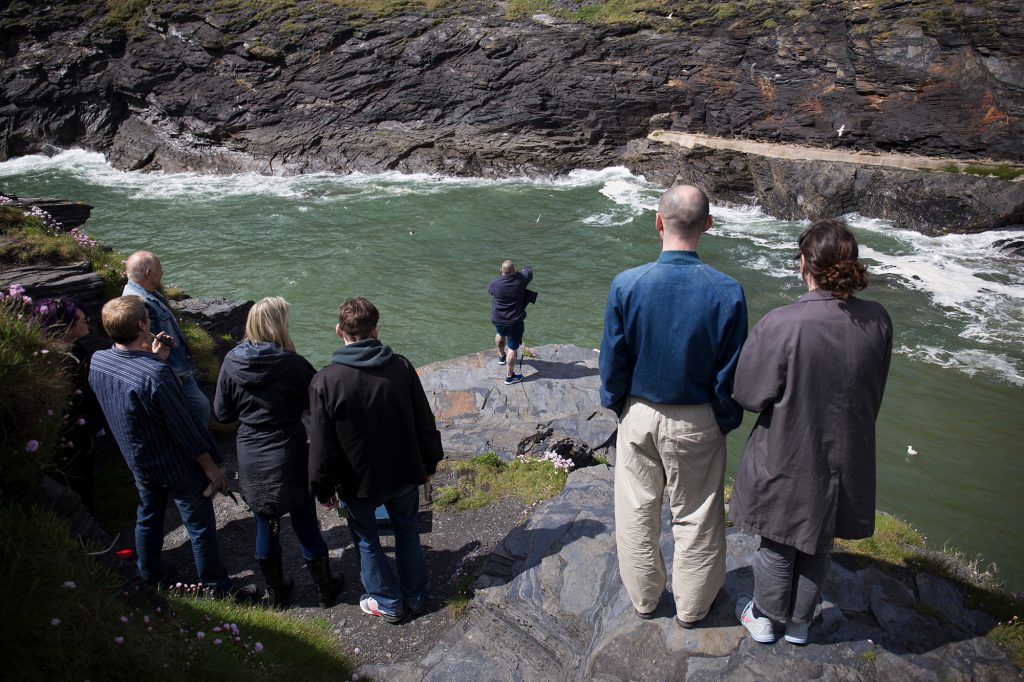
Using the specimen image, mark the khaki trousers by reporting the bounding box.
[614,398,727,622]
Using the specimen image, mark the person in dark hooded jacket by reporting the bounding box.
[308,297,444,623]
[214,296,343,608]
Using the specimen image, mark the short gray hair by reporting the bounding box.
[125,251,157,281]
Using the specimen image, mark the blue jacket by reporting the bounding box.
[124,279,196,380]
[488,265,533,324]
[599,251,748,434]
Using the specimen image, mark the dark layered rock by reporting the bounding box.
[364,465,1021,681]
[0,261,107,321]
[169,296,253,341]
[1,1,1021,222]
[625,139,1024,235]
[418,344,617,462]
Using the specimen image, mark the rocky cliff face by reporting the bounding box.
[1,0,1022,229]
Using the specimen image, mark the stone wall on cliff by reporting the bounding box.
[1,0,1021,180]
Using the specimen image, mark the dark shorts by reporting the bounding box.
[493,321,525,350]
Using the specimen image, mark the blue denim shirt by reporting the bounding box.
[124,279,195,380]
[599,251,748,434]
[89,348,220,486]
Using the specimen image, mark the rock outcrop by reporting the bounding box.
[418,344,617,462]
[365,465,1019,681]
[0,261,107,319]
[1,0,1022,232]
[624,135,1024,235]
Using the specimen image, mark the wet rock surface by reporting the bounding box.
[418,344,617,462]
[371,465,1021,681]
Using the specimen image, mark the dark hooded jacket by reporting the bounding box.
[308,338,444,502]
[214,341,316,518]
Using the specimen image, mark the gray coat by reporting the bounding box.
[728,288,892,554]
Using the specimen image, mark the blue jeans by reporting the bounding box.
[180,375,211,427]
[255,497,329,561]
[343,484,427,616]
[134,470,230,590]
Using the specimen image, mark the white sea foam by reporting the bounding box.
[898,345,1024,387]
[3,151,1022,385]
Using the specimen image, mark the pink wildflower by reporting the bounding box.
[213,639,222,645]
[50,618,61,626]
[25,440,40,453]
[114,636,124,645]
[254,642,263,652]
[62,580,76,589]
[196,631,205,640]
[120,616,129,623]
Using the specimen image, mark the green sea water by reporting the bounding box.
[3,151,1022,589]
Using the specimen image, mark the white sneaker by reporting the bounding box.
[735,594,775,643]
[784,620,809,645]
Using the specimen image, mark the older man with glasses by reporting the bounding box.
[124,250,210,425]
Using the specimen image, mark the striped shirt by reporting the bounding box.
[88,348,219,486]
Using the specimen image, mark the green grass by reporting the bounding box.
[180,320,220,383]
[0,205,127,297]
[989,616,1024,667]
[0,294,70,493]
[98,0,150,30]
[937,163,1024,181]
[835,511,926,566]
[433,452,568,512]
[0,503,356,680]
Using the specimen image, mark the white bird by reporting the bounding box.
[836,124,845,137]
[536,214,542,223]
[907,445,918,457]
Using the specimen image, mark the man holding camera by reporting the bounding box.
[488,259,533,385]
[89,295,251,600]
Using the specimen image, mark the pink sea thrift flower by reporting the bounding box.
[51,618,61,626]
[213,639,222,645]
[62,580,76,589]
[254,642,263,652]
[26,440,40,453]
[114,636,124,644]
[196,631,205,640]
[120,616,128,623]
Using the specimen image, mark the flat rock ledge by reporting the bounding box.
[369,345,1020,680]
[366,465,1018,681]
[418,344,618,463]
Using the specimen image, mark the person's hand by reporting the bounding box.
[150,334,171,362]
[202,464,229,494]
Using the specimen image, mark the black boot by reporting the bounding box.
[305,556,345,608]
[257,554,294,608]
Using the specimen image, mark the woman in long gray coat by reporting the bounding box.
[730,219,892,646]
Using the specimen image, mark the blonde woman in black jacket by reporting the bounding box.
[214,296,344,608]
